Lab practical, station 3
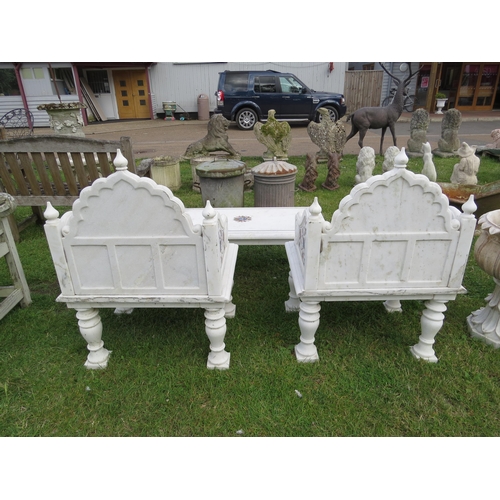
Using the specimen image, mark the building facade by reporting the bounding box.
[0,62,348,127]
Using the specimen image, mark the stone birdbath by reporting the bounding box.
[467,209,500,348]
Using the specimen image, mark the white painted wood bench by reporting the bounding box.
[284,148,477,363]
[43,149,238,370]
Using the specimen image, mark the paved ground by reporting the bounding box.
[35,111,500,160]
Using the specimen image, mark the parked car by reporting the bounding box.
[214,70,347,130]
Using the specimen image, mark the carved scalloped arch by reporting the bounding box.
[63,170,202,239]
[328,168,459,235]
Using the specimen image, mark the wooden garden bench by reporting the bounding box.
[0,135,139,238]
[44,149,238,371]
[284,148,477,364]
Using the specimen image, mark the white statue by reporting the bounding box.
[450,142,480,185]
[421,142,437,182]
[355,146,376,184]
[382,146,400,173]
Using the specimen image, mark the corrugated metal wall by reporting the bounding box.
[149,62,348,116]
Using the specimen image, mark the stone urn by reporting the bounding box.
[435,95,448,114]
[467,209,500,347]
[37,102,87,137]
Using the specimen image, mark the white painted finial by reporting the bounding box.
[309,197,322,217]
[113,149,128,171]
[462,194,477,217]
[394,147,408,169]
[44,202,60,222]
[202,200,216,220]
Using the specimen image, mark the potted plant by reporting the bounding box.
[435,92,448,114]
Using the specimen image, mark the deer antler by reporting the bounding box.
[379,63,401,85]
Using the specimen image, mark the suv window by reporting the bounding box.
[254,76,276,93]
[224,73,248,91]
[278,76,304,93]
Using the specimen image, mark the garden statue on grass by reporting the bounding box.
[298,153,319,192]
[254,109,291,160]
[322,152,342,191]
[434,109,462,157]
[476,129,500,154]
[355,146,376,184]
[450,142,480,185]
[345,62,421,155]
[421,142,437,182]
[382,146,400,172]
[407,108,430,157]
[307,107,346,162]
[184,114,240,159]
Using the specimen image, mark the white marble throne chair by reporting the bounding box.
[44,149,238,370]
[285,148,477,363]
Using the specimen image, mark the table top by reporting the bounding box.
[186,206,306,245]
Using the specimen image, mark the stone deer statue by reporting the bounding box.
[345,63,421,155]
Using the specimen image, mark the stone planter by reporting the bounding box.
[151,155,181,191]
[467,209,500,347]
[37,102,86,137]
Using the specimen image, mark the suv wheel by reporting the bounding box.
[316,106,338,123]
[236,108,258,130]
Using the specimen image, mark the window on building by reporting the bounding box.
[0,68,20,95]
[50,67,76,95]
[86,70,110,94]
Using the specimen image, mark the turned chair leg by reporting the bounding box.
[224,296,236,318]
[383,299,402,313]
[204,307,231,370]
[285,271,301,312]
[410,299,448,363]
[295,301,321,363]
[76,308,111,369]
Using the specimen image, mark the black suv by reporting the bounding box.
[214,70,347,130]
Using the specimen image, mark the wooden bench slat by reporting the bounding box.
[97,152,113,177]
[71,152,92,189]
[17,152,42,196]
[44,153,67,195]
[32,152,55,196]
[57,152,79,196]
[4,152,30,196]
[0,153,18,195]
[83,152,100,180]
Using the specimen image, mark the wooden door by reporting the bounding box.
[113,70,150,119]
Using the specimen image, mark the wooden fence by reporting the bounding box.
[343,70,384,115]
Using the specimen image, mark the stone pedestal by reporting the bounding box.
[151,156,181,191]
[37,102,86,137]
[196,159,246,208]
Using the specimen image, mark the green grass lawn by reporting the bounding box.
[1,153,500,438]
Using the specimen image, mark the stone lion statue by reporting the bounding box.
[184,114,240,158]
[438,109,462,153]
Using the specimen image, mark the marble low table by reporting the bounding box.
[186,206,306,245]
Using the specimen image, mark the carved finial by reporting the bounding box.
[462,194,477,217]
[113,149,128,171]
[44,202,60,223]
[309,197,322,217]
[394,147,409,169]
[202,200,216,220]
